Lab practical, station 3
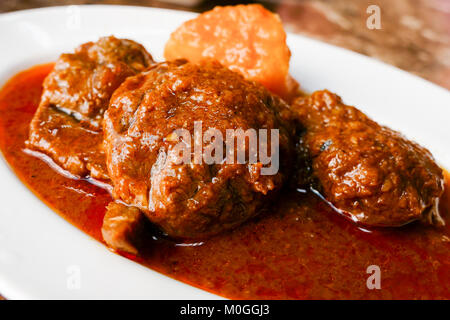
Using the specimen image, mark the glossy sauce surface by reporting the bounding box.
[0,64,449,299]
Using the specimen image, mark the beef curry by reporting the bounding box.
[0,4,449,299]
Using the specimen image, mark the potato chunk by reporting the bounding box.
[164,4,297,100]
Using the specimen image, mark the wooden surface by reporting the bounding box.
[278,0,450,90]
[0,0,448,299]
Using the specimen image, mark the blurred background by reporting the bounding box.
[0,0,449,90]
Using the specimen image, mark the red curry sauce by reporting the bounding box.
[0,64,449,299]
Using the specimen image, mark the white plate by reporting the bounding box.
[0,5,449,300]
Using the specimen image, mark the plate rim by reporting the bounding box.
[0,4,449,300]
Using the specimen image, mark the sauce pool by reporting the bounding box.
[0,64,449,299]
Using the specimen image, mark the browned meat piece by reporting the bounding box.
[103,60,295,239]
[293,90,444,227]
[27,104,108,179]
[40,36,154,128]
[27,36,154,179]
[102,202,145,255]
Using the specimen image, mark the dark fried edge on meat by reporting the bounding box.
[293,90,444,227]
[103,59,296,239]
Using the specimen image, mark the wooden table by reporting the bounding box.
[0,0,448,299]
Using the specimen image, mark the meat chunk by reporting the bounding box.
[40,36,154,128]
[293,90,444,227]
[27,103,108,179]
[27,36,154,179]
[102,202,145,255]
[103,60,295,238]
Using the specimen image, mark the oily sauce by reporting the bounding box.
[0,64,449,299]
